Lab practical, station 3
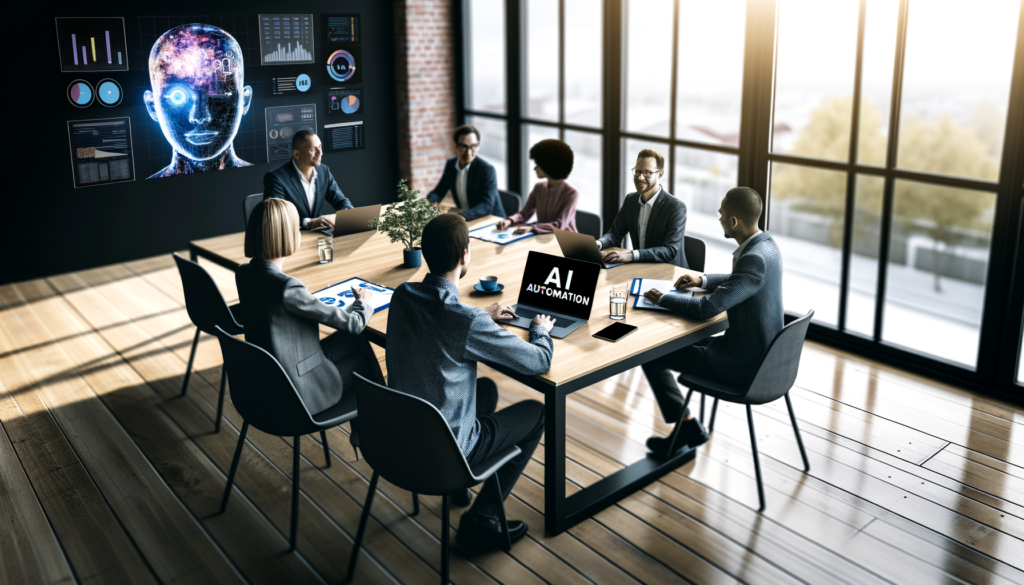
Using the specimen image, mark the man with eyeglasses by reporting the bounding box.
[426,125,506,220]
[596,148,689,268]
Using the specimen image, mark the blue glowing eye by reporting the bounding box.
[167,89,188,106]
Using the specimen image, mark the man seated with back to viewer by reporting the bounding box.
[597,148,689,268]
[263,129,353,231]
[640,187,783,458]
[425,125,506,220]
[386,214,555,550]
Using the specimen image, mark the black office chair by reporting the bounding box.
[576,210,602,240]
[173,253,244,432]
[684,235,706,272]
[345,373,521,584]
[669,310,814,512]
[499,189,521,218]
[213,326,351,552]
[242,193,262,229]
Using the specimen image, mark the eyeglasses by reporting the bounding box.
[631,168,662,180]
[457,143,480,152]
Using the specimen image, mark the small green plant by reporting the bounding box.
[369,179,440,250]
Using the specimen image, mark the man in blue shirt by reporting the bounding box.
[386,214,555,550]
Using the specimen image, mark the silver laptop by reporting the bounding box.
[503,251,601,339]
[323,204,382,236]
[553,227,624,269]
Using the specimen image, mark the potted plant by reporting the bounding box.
[369,179,440,268]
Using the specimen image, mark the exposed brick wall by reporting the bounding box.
[394,0,457,196]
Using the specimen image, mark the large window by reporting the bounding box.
[461,0,1024,396]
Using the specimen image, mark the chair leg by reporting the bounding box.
[220,421,249,514]
[344,472,379,584]
[320,430,331,468]
[441,494,450,585]
[699,393,706,423]
[214,370,227,433]
[290,435,300,552]
[708,398,719,434]
[490,475,512,552]
[665,388,696,455]
[181,328,200,396]
[412,492,420,516]
[785,394,811,472]
[746,405,766,512]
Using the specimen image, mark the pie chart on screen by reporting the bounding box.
[341,94,360,114]
[68,80,94,108]
[96,79,123,107]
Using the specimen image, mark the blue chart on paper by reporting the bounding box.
[314,278,394,313]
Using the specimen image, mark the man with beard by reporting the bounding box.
[385,214,555,550]
[640,187,783,459]
[596,148,689,268]
[263,130,353,231]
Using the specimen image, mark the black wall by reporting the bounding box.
[2,2,397,285]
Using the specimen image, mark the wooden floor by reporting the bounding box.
[3,255,1024,585]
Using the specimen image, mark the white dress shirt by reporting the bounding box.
[293,159,318,229]
[699,229,762,288]
[454,160,471,209]
[596,185,662,258]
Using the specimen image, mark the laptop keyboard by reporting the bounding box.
[515,307,577,329]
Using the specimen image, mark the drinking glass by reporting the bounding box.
[609,287,627,320]
[317,237,333,264]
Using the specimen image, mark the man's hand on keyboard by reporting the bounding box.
[531,314,555,333]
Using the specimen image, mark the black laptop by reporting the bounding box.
[503,251,601,339]
[552,227,624,269]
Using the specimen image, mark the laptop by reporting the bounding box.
[503,251,601,339]
[323,204,382,236]
[553,227,624,269]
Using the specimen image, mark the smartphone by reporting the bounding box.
[593,322,638,342]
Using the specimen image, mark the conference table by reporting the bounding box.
[190,212,727,536]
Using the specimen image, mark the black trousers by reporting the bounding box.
[641,338,716,424]
[464,378,545,518]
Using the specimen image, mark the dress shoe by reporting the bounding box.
[451,488,473,507]
[646,418,709,459]
[456,512,527,551]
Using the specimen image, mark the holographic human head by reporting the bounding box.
[144,24,253,178]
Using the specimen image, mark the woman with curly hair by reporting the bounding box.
[496,139,579,234]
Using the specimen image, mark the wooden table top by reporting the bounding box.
[190,214,727,388]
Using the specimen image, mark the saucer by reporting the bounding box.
[474,283,505,294]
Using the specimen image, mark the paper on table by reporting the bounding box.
[634,278,693,310]
[313,278,394,313]
[469,224,536,245]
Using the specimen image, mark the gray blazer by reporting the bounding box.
[235,260,373,414]
[660,231,784,383]
[597,189,688,268]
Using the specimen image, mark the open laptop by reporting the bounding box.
[323,204,382,236]
[503,251,601,339]
[553,227,624,269]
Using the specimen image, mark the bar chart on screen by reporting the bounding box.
[259,14,315,65]
[55,17,129,73]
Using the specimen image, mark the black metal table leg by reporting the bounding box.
[544,388,567,535]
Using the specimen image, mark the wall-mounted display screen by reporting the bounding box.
[324,120,364,152]
[325,88,362,116]
[322,14,360,45]
[67,117,135,188]
[55,17,130,73]
[323,46,362,85]
[266,70,314,97]
[266,104,317,162]
[259,14,315,65]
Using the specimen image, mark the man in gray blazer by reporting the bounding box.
[236,260,382,415]
[641,187,783,458]
[597,148,688,268]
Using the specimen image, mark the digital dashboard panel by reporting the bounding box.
[259,14,315,65]
[67,117,135,188]
[55,17,130,73]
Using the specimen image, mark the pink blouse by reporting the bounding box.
[506,181,579,234]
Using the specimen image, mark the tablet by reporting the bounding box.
[592,322,638,342]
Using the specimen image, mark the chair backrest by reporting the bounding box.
[744,310,814,405]
[352,373,476,496]
[173,253,240,335]
[499,189,521,217]
[214,326,318,437]
[684,236,706,273]
[576,210,602,240]
[242,193,262,230]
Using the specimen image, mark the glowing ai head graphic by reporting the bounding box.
[144,24,253,176]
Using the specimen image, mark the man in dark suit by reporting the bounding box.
[263,130,353,231]
[641,187,784,458]
[597,148,688,268]
[426,125,505,220]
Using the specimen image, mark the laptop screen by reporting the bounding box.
[517,251,601,320]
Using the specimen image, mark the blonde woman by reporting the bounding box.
[235,198,383,415]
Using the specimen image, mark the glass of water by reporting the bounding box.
[609,287,626,320]
[317,237,333,264]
